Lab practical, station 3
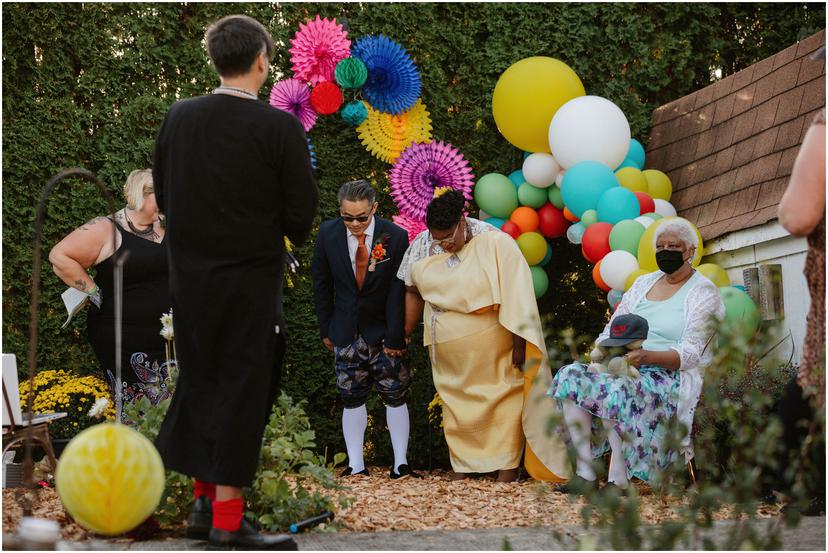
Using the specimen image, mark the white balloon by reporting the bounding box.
[599,250,639,291]
[653,199,677,217]
[522,153,560,188]
[555,170,566,188]
[634,215,654,229]
[548,96,631,170]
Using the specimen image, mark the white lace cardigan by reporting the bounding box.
[598,270,725,460]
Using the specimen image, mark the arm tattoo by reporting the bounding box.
[79,216,107,231]
[74,280,88,291]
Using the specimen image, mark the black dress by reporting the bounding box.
[152,94,318,486]
[87,220,172,419]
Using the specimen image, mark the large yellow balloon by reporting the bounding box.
[642,169,673,201]
[56,423,165,535]
[492,57,585,153]
[697,263,731,287]
[637,217,703,271]
[624,268,652,291]
[615,167,649,192]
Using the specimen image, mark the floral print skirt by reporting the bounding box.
[548,363,680,482]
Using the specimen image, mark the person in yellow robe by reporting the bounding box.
[397,189,569,482]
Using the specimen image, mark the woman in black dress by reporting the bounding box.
[49,169,172,421]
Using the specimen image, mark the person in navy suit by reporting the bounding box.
[311,180,419,479]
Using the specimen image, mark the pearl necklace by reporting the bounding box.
[213,86,258,100]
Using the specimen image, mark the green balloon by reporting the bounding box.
[609,219,646,255]
[474,173,519,218]
[720,286,759,336]
[518,182,548,208]
[644,212,663,220]
[547,186,565,209]
[530,265,549,299]
[581,209,598,228]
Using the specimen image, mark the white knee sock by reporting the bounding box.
[562,399,597,481]
[602,418,629,487]
[342,405,368,472]
[386,404,410,473]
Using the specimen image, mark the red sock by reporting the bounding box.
[212,498,243,532]
[193,479,216,501]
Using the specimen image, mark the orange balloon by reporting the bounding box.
[563,207,580,223]
[592,260,611,292]
[509,206,540,233]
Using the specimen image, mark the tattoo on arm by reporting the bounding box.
[79,216,107,231]
[74,280,88,291]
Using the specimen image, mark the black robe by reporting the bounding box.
[152,94,318,486]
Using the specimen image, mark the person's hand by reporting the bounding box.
[624,349,648,368]
[322,337,335,352]
[384,346,406,358]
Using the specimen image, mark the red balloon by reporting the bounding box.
[582,222,613,263]
[537,203,570,238]
[501,220,522,239]
[593,260,611,292]
[634,191,655,215]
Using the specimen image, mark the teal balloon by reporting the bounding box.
[625,139,646,169]
[474,173,519,218]
[580,209,598,228]
[547,186,564,209]
[733,285,746,292]
[508,170,525,187]
[518,182,548,208]
[560,161,619,218]
[540,241,553,267]
[530,266,549,298]
[607,289,624,307]
[486,217,506,229]
[609,219,646,255]
[523,151,532,160]
[644,212,663,220]
[597,187,640,225]
[720,286,759,336]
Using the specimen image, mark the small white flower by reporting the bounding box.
[159,310,174,341]
[88,397,110,418]
[160,327,174,341]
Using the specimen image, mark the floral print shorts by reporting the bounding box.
[334,335,411,408]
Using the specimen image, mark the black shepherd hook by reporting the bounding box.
[23,168,119,514]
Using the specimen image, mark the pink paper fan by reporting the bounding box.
[389,141,475,221]
[392,214,428,243]
[290,16,351,86]
[269,78,318,132]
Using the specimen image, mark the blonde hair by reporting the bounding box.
[123,169,154,210]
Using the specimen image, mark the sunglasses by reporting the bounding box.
[341,213,372,223]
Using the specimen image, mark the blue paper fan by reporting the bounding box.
[307,137,318,170]
[351,35,421,116]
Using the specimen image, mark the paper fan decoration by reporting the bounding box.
[290,16,351,86]
[310,81,343,115]
[307,138,318,170]
[392,214,428,243]
[357,99,432,163]
[341,100,368,126]
[389,141,475,221]
[269,78,318,132]
[351,35,421,115]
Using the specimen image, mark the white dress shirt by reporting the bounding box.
[346,216,375,275]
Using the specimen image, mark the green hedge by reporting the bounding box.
[3,3,823,469]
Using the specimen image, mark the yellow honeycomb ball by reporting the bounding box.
[55,423,164,535]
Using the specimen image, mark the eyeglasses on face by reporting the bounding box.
[431,220,462,248]
[341,214,371,223]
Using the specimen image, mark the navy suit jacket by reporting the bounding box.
[311,216,408,349]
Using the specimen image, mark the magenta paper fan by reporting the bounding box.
[290,16,351,86]
[389,141,475,221]
[392,214,428,243]
[269,78,318,132]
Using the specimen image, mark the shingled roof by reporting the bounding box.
[646,30,825,242]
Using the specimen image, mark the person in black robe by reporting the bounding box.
[152,14,318,550]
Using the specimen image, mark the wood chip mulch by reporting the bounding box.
[3,488,89,540]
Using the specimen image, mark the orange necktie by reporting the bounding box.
[355,234,369,289]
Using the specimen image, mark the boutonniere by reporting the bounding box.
[368,233,391,272]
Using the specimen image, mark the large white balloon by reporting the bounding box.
[653,199,677,217]
[599,250,639,291]
[555,170,566,188]
[548,96,631,170]
[634,215,655,229]
[522,153,560,188]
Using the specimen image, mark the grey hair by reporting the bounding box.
[653,218,698,250]
[337,179,376,204]
[123,169,154,210]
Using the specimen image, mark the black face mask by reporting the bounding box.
[656,249,686,274]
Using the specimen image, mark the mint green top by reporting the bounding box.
[633,272,702,352]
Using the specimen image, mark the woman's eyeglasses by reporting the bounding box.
[432,221,462,248]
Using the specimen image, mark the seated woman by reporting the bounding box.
[398,189,568,482]
[548,218,724,493]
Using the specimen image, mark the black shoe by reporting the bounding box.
[390,464,423,479]
[553,475,598,496]
[340,466,370,477]
[208,518,297,550]
[186,495,213,540]
[781,497,826,516]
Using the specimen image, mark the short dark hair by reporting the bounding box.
[205,15,275,78]
[426,189,465,231]
[337,180,376,204]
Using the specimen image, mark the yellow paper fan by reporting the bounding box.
[357,99,433,163]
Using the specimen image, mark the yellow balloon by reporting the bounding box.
[516,231,548,265]
[615,167,649,192]
[637,217,704,271]
[56,423,165,535]
[492,57,585,153]
[624,268,651,291]
[697,263,731,287]
[642,169,673,201]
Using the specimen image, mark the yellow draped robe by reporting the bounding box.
[410,230,570,481]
